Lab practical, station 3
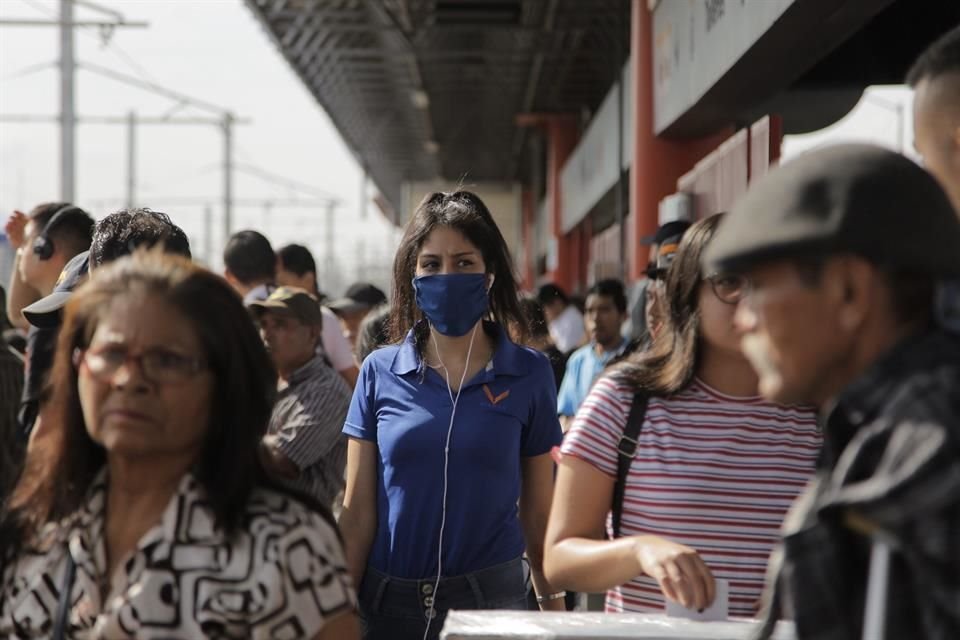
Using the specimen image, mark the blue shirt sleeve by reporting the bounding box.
[521,352,564,457]
[343,355,377,440]
[556,349,583,417]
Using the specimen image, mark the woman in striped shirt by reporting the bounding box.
[543,214,821,618]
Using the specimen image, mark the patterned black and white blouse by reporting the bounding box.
[0,471,355,638]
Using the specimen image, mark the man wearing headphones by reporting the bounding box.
[4,203,95,330]
[15,208,190,447]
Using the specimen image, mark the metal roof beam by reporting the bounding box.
[302,42,410,79]
[267,0,289,19]
[309,63,414,90]
[270,8,365,21]
[290,24,323,58]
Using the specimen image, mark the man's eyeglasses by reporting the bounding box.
[73,345,206,385]
[705,273,750,305]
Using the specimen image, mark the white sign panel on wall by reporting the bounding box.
[653,0,796,134]
[560,60,632,234]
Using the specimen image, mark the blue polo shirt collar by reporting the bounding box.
[593,336,630,361]
[390,321,527,378]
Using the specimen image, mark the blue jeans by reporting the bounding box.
[359,558,529,640]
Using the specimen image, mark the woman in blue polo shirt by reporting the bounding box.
[339,191,566,640]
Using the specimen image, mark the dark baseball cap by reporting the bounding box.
[641,219,692,246]
[704,144,960,277]
[644,220,692,279]
[327,282,387,315]
[23,251,90,329]
[248,286,323,326]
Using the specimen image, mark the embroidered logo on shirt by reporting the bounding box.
[483,384,510,405]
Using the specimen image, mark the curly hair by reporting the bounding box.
[90,208,191,267]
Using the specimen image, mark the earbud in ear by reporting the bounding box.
[487,273,496,292]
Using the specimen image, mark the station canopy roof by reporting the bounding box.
[245,0,631,215]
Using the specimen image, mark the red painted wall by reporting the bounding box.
[546,117,579,291]
[628,0,731,280]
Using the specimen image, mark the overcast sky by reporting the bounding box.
[0,0,916,293]
[0,0,400,294]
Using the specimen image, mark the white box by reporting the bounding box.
[440,611,796,640]
[658,193,694,225]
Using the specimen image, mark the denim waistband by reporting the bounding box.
[360,557,528,620]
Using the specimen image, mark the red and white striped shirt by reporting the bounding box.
[561,375,821,617]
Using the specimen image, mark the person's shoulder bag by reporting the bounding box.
[610,391,649,539]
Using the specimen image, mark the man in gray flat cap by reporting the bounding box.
[704,143,960,640]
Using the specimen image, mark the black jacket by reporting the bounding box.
[759,329,960,640]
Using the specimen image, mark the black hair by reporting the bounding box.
[389,191,525,347]
[355,304,391,364]
[29,202,95,258]
[907,25,960,86]
[277,244,317,277]
[0,285,11,332]
[28,202,70,228]
[90,208,191,267]
[537,283,569,306]
[518,296,550,339]
[223,230,275,285]
[587,278,627,313]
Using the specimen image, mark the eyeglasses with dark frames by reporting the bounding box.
[704,273,750,305]
[73,345,206,385]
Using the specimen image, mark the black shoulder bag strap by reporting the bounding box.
[611,391,649,539]
[53,552,76,640]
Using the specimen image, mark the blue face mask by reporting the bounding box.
[413,273,490,336]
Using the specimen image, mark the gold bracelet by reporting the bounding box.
[536,591,567,603]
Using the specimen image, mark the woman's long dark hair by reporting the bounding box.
[389,190,525,349]
[610,213,724,396]
[0,251,329,560]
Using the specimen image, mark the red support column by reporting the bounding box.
[629,0,732,280]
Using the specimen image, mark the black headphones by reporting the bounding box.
[32,205,82,261]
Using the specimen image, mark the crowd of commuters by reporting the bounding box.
[0,23,957,640]
[224,230,361,389]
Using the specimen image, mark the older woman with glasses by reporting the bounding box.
[0,252,358,639]
[543,214,822,617]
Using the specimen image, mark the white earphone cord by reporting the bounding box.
[423,322,479,640]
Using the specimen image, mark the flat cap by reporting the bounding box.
[704,144,960,277]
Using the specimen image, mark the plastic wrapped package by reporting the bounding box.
[440,611,797,640]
